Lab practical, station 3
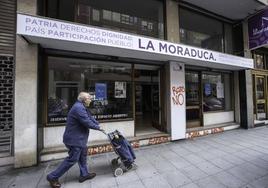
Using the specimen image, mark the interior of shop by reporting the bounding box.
[134,64,163,136]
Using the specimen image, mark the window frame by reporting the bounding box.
[202,71,234,113]
[45,56,135,127]
[178,5,234,54]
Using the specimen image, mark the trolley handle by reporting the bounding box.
[99,129,107,135]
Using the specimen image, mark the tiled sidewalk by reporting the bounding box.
[1,126,268,188]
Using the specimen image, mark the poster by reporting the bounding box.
[95,83,107,100]
[248,8,268,49]
[204,83,211,96]
[216,82,224,98]
[115,82,126,98]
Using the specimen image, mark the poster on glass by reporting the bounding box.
[115,81,126,98]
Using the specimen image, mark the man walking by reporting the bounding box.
[47,92,102,188]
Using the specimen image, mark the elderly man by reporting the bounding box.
[47,92,102,188]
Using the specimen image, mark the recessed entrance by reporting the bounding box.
[134,65,162,136]
[185,71,202,128]
[253,74,268,121]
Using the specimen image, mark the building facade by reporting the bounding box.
[247,7,268,126]
[1,0,267,167]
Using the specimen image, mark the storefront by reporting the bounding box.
[248,8,268,126]
[251,51,268,125]
[16,12,253,161]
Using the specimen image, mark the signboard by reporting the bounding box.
[170,61,186,140]
[248,8,268,49]
[17,14,253,69]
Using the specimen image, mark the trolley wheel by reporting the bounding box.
[114,167,123,177]
[111,158,118,166]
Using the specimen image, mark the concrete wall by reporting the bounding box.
[166,0,180,43]
[234,71,241,124]
[240,20,254,129]
[44,121,134,148]
[204,111,234,126]
[14,0,38,168]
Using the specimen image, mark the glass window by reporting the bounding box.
[47,57,133,124]
[179,8,225,52]
[256,77,265,100]
[202,72,232,112]
[46,0,75,21]
[103,10,112,21]
[254,53,265,69]
[224,23,233,54]
[76,0,164,39]
[92,9,100,22]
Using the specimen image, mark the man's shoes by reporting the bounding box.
[79,173,96,183]
[47,175,61,188]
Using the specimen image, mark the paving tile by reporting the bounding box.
[195,176,227,188]
[170,146,193,157]
[151,160,177,173]
[249,157,268,170]
[214,171,246,188]
[64,179,92,188]
[160,150,181,160]
[179,182,199,188]
[250,175,268,188]
[221,154,246,165]
[227,165,257,183]
[181,165,208,181]
[135,163,159,179]
[117,180,145,188]
[209,158,235,170]
[91,173,117,188]
[9,166,44,188]
[197,150,218,160]
[241,162,268,177]
[115,170,139,185]
[240,184,257,188]
[169,157,192,170]
[0,172,17,188]
[183,154,206,165]
[194,161,222,175]
[141,175,172,188]
[160,170,192,187]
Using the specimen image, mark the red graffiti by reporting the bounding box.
[172,86,185,105]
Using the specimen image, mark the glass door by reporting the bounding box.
[255,75,267,120]
[185,71,202,128]
[134,64,162,135]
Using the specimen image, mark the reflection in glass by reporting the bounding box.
[179,8,224,52]
[202,73,225,112]
[257,103,266,120]
[186,72,199,105]
[185,72,200,123]
[76,0,164,39]
[47,57,133,123]
[256,77,264,100]
[202,72,232,112]
[254,54,264,69]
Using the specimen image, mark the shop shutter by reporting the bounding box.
[0,0,16,157]
[0,0,16,56]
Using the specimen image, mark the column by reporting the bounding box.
[14,0,38,167]
[166,0,180,43]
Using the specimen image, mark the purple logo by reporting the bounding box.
[248,9,268,49]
